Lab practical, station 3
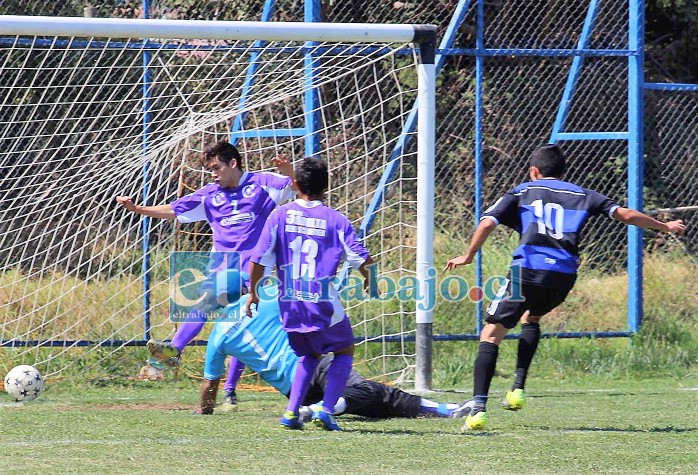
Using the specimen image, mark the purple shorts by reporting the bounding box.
[287,317,354,357]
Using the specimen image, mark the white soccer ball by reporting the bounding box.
[4,365,44,402]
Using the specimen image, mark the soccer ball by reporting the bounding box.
[4,365,44,402]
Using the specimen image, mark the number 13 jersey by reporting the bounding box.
[252,199,370,332]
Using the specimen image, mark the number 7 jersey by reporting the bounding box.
[482,179,620,288]
[251,199,370,332]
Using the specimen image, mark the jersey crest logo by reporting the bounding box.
[242,184,256,198]
[211,192,226,207]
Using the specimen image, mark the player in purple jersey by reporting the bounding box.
[116,140,295,407]
[444,144,686,431]
[246,157,376,431]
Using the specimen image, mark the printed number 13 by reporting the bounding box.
[531,199,564,239]
[289,236,318,279]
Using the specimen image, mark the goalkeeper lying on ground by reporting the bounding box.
[197,270,472,421]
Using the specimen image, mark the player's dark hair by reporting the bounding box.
[204,140,242,168]
[295,157,328,197]
[530,144,565,178]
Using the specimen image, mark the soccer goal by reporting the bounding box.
[0,15,436,388]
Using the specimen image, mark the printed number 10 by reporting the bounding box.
[531,199,564,239]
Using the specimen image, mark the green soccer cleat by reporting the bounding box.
[147,339,180,361]
[462,410,489,431]
[501,388,526,411]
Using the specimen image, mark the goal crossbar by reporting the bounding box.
[0,15,435,44]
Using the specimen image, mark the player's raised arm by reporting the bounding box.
[272,153,294,178]
[612,208,686,234]
[444,217,497,271]
[272,153,299,193]
[115,196,176,219]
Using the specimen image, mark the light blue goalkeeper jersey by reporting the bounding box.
[204,289,297,395]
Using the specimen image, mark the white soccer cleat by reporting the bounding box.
[451,399,476,418]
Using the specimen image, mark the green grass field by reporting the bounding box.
[1,235,696,473]
[1,376,696,474]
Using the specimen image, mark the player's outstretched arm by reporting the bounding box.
[444,217,497,271]
[612,208,686,234]
[115,196,176,219]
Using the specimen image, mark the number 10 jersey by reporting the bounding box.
[482,179,620,288]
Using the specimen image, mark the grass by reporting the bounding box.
[1,235,696,473]
[1,377,696,474]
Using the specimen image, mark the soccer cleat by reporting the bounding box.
[164,355,181,368]
[298,406,313,423]
[193,408,213,415]
[147,339,180,362]
[312,409,342,431]
[298,403,322,423]
[501,388,526,411]
[224,390,238,405]
[280,411,304,430]
[217,390,238,413]
[462,410,489,431]
[450,400,476,418]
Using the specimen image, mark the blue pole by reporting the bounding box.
[627,0,645,332]
[304,0,322,157]
[230,0,276,146]
[358,0,473,238]
[436,0,473,72]
[550,0,601,142]
[141,0,152,340]
[474,0,484,334]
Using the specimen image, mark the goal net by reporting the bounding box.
[0,16,435,385]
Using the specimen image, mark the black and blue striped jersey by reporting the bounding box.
[482,179,621,288]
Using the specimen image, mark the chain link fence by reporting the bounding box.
[645,88,698,254]
[2,1,695,335]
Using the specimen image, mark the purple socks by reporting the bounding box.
[286,355,319,415]
[321,354,352,413]
[224,357,246,392]
[170,321,205,353]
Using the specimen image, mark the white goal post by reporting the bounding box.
[0,16,436,389]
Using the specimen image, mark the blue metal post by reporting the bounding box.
[627,0,645,332]
[141,0,152,340]
[358,0,473,238]
[474,0,484,334]
[230,0,276,146]
[550,0,601,142]
[304,0,322,157]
